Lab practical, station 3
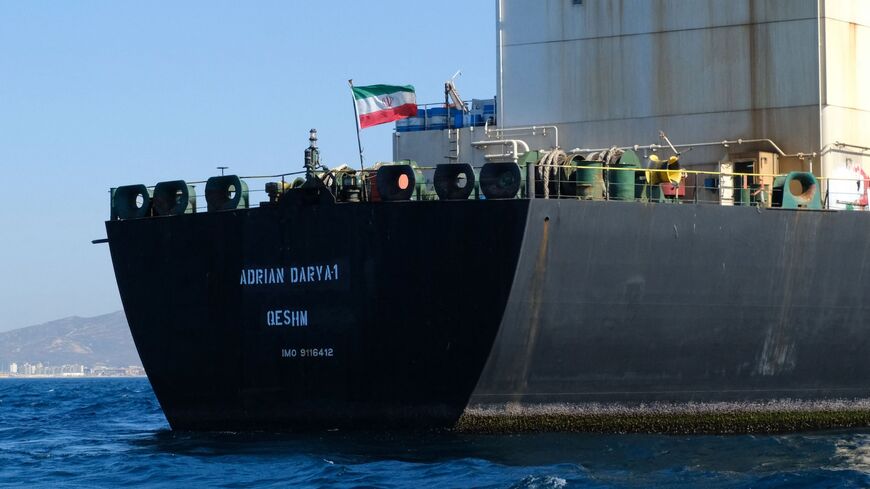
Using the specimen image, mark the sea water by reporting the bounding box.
[1,378,870,488]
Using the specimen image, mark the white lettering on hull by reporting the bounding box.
[239,268,285,285]
[288,264,339,284]
[281,348,334,358]
[266,309,309,327]
[241,264,340,286]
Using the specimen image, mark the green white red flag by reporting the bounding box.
[351,84,417,129]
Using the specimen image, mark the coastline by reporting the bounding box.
[0,374,146,379]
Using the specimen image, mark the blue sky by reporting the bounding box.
[0,1,495,331]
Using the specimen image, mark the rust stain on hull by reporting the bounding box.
[514,216,551,398]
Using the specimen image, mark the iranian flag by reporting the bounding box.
[352,84,417,129]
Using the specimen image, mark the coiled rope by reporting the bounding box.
[536,149,568,199]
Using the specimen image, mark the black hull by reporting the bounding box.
[108,199,527,430]
[107,198,870,432]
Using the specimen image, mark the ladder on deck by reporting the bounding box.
[447,127,460,161]
[444,75,466,162]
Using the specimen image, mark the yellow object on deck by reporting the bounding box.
[647,154,683,186]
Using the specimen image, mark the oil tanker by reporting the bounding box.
[104,126,870,433]
[104,1,870,433]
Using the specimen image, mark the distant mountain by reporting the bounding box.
[0,311,140,367]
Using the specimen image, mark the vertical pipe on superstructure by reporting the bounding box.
[816,0,824,176]
[496,0,504,129]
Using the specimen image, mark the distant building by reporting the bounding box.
[4,360,144,377]
[125,366,146,376]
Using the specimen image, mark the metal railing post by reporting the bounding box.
[527,160,535,199]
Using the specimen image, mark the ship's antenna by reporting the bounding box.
[304,129,319,182]
[445,70,468,113]
[217,166,228,176]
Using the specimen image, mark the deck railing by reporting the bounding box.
[110,163,869,218]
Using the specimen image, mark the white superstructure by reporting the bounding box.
[396,1,869,181]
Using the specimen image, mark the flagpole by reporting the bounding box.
[348,79,368,201]
[348,79,366,172]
